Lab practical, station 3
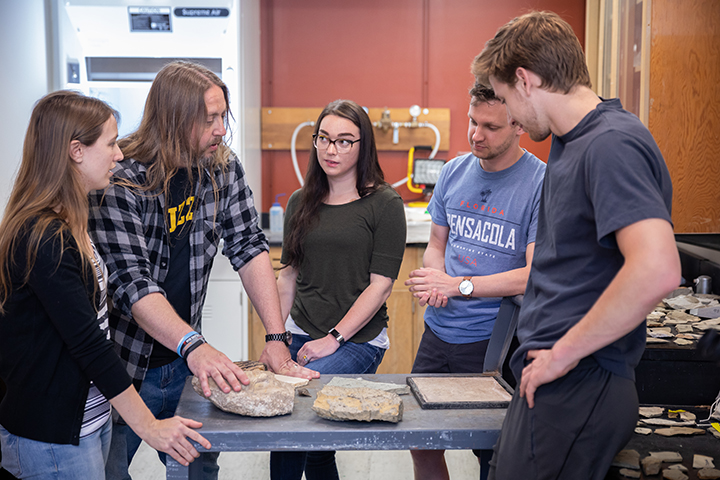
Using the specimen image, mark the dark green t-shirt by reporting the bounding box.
[282,185,406,343]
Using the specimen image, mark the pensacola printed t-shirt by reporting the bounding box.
[511,99,673,382]
[424,150,546,344]
[149,168,195,368]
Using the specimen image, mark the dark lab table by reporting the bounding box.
[166,374,506,479]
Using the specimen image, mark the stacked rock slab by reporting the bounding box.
[313,385,403,423]
[192,369,295,417]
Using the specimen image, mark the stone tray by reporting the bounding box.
[407,373,513,409]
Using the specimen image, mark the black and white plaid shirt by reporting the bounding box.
[88,154,268,384]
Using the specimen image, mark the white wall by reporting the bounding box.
[0,0,50,217]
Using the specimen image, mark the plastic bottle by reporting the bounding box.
[269,193,286,234]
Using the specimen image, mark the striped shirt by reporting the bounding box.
[79,241,112,438]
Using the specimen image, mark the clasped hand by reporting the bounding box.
[404,267,452,307]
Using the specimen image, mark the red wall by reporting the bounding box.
[260,0,586,212]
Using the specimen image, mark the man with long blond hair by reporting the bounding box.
[89,61,318,480]
[472,11,680,480]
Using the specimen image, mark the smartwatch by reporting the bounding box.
[459,276,474,299]
[328,328,346,346]
[265,330,292,347]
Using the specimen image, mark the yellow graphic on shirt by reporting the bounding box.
[168,195,195,233]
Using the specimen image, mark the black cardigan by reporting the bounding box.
[0,221,131,445]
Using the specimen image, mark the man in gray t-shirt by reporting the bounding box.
[404,84,545,480]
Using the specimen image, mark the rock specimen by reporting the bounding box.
[698,468,720,480]
[650,451,683,462]
[654,427,706,437]
[642,456,662,476]
[634,427,653,435]
[619,468,641,478]
[326,376,410,395]
[668,464,688,472]
[641,418,696,427]
[312,385,403,423]
[274,374,310,387]
[612,449,640,469]
[192,370,294,417]
[662,468,688,480]
[639,406,665,418]
[694,455,716,469]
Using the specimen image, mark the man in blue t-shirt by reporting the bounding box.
[472,11,681,480]
[405,84,546,480]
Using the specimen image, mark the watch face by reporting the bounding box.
[459,279,473,295]
[284,331,292,345]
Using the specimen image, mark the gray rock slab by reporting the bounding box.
[650,451,684,462]
[326,376,411,395]
[662,468,689,480]
[643,456,663,476]
[612,449,640,469]
[312,385,403,423]
[192,370,294,417]
[698,468,720,480]
[694,455,716,469]
[639,406,665,418]
[655,427,706,437]
[619,468,641,478]
[642,418,696,427]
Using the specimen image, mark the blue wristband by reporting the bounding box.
[177,331,200,356]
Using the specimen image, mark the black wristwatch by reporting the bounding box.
[328,328,345,346]
[265,330,292,347]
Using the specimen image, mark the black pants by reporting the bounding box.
[488,357,638,480]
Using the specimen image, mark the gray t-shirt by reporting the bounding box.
[425,150,546,343]
[512,99,673,381]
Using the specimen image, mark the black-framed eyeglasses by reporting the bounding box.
[312,134,360,154]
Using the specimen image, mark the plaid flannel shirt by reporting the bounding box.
[88,154,268,384]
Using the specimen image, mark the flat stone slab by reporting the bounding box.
[613,449,640,469]
[694,455,716,469]
[639,406,665,418]
[662,468,689,480]
[634,427,653,435]
[698,468,720,480]
[643,456,663,476]
[654,427,706,437]
[312,385,403,423]
[326,376,410,395]
[619,468,641,478]
[641,418,696,427]
[650,451,684,462]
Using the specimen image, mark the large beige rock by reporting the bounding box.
[312,385,403,423]
[192,370,294,417]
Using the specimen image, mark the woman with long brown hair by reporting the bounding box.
[271,100,406,480]
[0,90,210,479]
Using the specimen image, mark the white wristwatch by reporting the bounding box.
[458,276,474,299]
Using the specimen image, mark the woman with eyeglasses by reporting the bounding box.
[0,91,210,479]
[271,99,406,480]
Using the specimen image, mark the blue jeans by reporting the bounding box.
[0,416,111,479]
[270,334,386,480]
[105,357,219,480]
